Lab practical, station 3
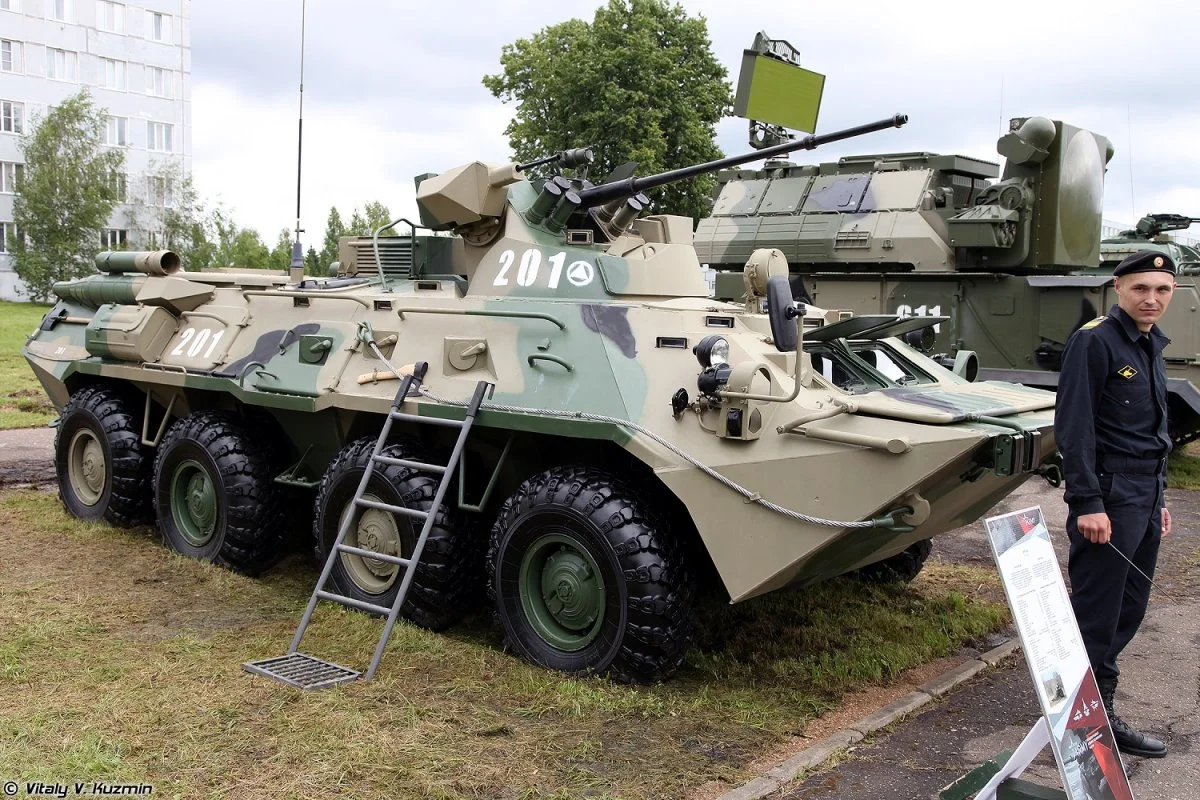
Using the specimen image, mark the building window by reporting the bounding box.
[147,121,172,152]
[1,39,22,73]
[104,116,127,147]
[0,101,22,134]
[100,229,128,249]
[109,170,127,202]
[97,1,124,33]
[102,58,126,90]
[146,67,173,98]
[149,176,174,207]
[48,0,72,22]
[0,222,16,254]
[46,48,78,82]
[0,162,22,193]
[147,11,171,42]
[0,1,22,12]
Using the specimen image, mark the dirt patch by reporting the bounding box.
[0,459,55,489]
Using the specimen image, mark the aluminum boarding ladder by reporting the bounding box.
[243,362,491,689]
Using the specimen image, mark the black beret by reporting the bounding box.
[1113,249,1176,278]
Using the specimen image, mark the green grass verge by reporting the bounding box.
[0,300,56,430]
[1168,443,1200,491]
[0,490,1010,799]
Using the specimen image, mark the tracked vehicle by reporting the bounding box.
[695,116,1200,445]
[26,114,1059,685]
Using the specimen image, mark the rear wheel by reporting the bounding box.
[487,465,694,683]
[313,436,483,631]
[54,386,152,526]
[856,538,933,584]
[153,411,285,575]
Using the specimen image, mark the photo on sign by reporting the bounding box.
[985,506,1048,557]
[1040,667,1068,711]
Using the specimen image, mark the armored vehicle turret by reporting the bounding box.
[26,115,1060,685]
[695,116,1200,444]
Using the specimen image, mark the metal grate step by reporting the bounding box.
[243,652,360,690]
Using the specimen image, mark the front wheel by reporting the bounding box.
[487,465,694,683]
[54,385,152,526]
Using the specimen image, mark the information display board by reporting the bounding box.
[980,506,1134,800]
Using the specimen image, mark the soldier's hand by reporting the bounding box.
[1077,512,1111,544]
[1162,506,1172,537]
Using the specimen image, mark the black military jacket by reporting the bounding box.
[1055,304,1171,516]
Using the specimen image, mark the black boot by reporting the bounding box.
[1098,678,1167,758]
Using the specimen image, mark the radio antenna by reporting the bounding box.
[290,0,308,272]
[1126,104,1136,222]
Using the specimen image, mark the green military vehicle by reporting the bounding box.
[694,116,1200,445]
[26,115,1061,687]
[1098,213,1200,273]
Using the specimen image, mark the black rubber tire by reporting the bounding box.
[856,538,933,584]
[54,385,152,527]
[313,436,483,632]
[487,465,694,684]
[153,411,285,575]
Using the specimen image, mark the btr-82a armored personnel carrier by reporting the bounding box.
[25,115,1058,685]
[694,116,1200,445]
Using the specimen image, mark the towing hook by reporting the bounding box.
[871,505,916,532]
[1036,452,1065,488]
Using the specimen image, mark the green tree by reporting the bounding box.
[319,206,346,270]
[482,0,732,221]
[11,90,125,301]
[268,228,293,270]
[124,160,208,266]
[228,229,270,268]
[361,201,393,234]
[304,245,321,275]
[344,202,395,237]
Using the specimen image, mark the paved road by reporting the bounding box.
[776,476,1200,800]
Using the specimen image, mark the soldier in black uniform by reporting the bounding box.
[1055,249,1176,759]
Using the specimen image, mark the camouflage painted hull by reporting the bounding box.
[26,269,1054,602]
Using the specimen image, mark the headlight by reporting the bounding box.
[693,335,730,367]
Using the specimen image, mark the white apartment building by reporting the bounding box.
[0,0,191,300]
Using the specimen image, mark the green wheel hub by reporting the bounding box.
[67,429,106,507]
[170,459,218,547]
[519,533,606,652]
[340,493,403,594]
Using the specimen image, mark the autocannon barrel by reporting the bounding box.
[576,114,908,210]
[94,250,182,276]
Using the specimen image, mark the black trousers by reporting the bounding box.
[1066,470,1163,684]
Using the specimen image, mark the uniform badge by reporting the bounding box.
[1080,316,1106,330]
[1117,365,1138,379]
[1154,256,1164,267]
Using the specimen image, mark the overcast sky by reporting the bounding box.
[189,0,1200,249]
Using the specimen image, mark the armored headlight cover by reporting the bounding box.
[694,335,730,368]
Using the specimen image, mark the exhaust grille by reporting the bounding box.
[352,238,413,278]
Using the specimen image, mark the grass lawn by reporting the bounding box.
[0,300,55,429]
[0,490,1010,800]
[1168,441,1200,491]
